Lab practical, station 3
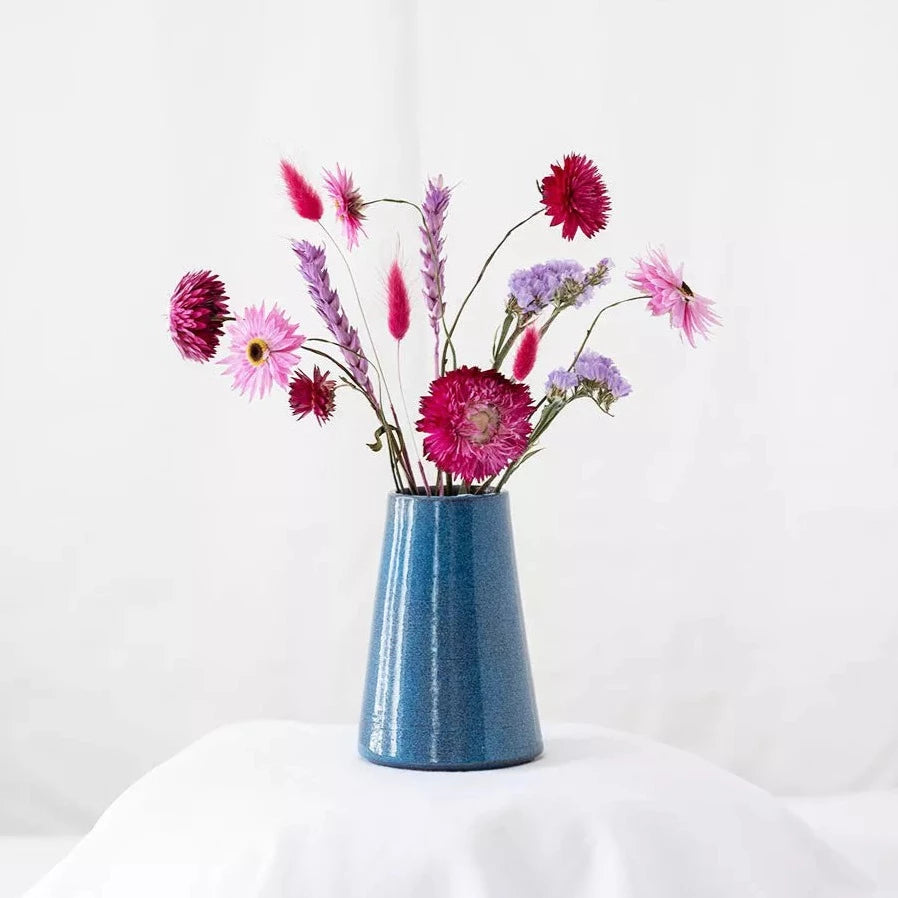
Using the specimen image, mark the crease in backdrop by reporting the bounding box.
[0,0,896,833]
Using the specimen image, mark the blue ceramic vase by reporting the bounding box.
[359,491,543,770]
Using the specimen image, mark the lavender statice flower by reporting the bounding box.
[420,176,451,375]
[292,240,373,397]
[575,258,613,307]
[575,349,632,410]
[508,260,585,315]
[551,258,614,309]
[545,367,579,399]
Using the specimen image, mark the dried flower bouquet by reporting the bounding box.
[169,153,719,494]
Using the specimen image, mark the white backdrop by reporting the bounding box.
[2,0,898,834]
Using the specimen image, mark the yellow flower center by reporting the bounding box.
[246,338,269,367]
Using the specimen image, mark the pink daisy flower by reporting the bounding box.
[417,367,534,482]
[323,164,367,249]
[219,303,305,400]
[627,248,721,347]
[168,270,230,362]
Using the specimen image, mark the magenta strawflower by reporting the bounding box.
[219,303,305,400]
[417,367,534,482]
[323,165,367,249]
[541,154,611,240]
[169,270,230,362]
[289,366,336,425]
[627,248,720,347]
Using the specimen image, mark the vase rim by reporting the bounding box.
[390,489,505,501]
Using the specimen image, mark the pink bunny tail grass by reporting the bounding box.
[387,260,411,341]
[512,326,539,380]
[280,160,323,221]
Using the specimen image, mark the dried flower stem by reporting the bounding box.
[306,336,411,491]
[441,209,542,375]
[303,342,402,491]
[317,221,417,490]
[489,294,651,493]
[570,295,648,368]
[396,341,425,476]
[364,197,456,371]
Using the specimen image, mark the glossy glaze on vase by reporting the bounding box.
[359,492,542,770]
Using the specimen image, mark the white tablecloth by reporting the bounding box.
[21,723,885,897]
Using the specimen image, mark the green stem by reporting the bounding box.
[538,306,563,339]
[491,311,514,362]
[302,344,402,492]
[496,295,651,490]
[441,209,542,375]
[494,401,566,492]
[493,322,526,370]
[570,295,648,369]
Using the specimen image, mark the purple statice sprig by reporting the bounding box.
[419,176,451,375]
[508,258,613,318]
[569,259,613,308]
[495,258,615,371]
[574,349,632,411]
[292,240,373,397]
[545,367,580,399]
[508,259,584,315]
[543,350,631,412]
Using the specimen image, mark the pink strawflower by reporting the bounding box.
[169,270,230,362]
[387,260,411,340]
[512,326,539,380]
[417,367,534,482]
[322,165,366,249]
[289,366,336,425]
[541,153,611,241]
[280,160,323,221]
[219,303,305,400]
[627,248,721,347]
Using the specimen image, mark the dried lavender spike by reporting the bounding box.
[292,240,374,397]
[419,176,451,376]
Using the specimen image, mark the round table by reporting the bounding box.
[24,723,877,897]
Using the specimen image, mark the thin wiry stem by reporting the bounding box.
[527,295,649,422]
[316,221,416,490]
[441,209,542,375]
[396,340,425,475]
[495,294,651,492]
[302,344,402,491]
[570,295,648,367]
[364,196,456,371]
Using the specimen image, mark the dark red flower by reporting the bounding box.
[169,270,230,362]
[540,153,610,241]
[289,366,336,425]
[280,160,324,221]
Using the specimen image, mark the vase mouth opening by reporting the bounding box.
[391,487,504,500]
